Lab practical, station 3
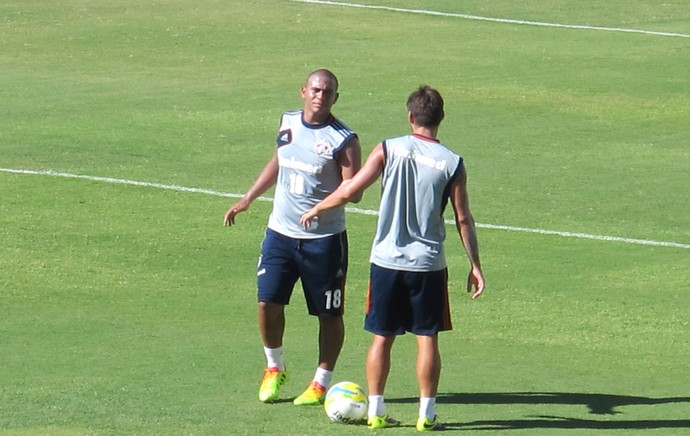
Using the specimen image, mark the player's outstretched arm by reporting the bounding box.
[223,154,279,227]
[300,143,385,229]
[450,163,485,299]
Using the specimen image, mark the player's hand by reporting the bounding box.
[223,199,250,227]
[299,209,319,230]
[467,266,485,299]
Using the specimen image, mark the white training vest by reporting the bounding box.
[267,110,357,239]
[370,134,462,271]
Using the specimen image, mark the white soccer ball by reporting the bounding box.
[323,381,368,424]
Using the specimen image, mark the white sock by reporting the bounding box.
[419,397,436,420]
[264,346,285,371]
[313,367,332,388]
[368,395,385,417]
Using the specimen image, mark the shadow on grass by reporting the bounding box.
[388,392,690,430]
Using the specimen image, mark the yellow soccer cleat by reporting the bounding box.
[258,367,288,403]
[367,414,401,429]
[293,381,327,405]
[416,416,445,431]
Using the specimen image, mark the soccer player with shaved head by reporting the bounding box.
[224,69,361,406]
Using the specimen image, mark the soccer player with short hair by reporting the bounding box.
[300,85,485,431]
[224,69,361,406]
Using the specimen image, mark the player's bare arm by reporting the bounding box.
[336,136,363,203]
[223,153,279,227]
[301,143,385,229]
[450,163,485,299]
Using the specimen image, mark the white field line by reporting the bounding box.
[292,0,690,39]
[3,167,689,250]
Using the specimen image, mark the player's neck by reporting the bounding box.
[303,111,332,126]
[411,126,438,140]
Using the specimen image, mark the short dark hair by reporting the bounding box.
[307,68,339,91]
[406,85,445,127]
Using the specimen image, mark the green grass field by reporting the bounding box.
[2,1,689,434]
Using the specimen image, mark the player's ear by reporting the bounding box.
[334,91,339,104]
[408,111,415,125]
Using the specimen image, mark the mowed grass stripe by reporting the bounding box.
[3,167,689,250]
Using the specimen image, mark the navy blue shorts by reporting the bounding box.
[257,228,348,316]
[364,263,452,336]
